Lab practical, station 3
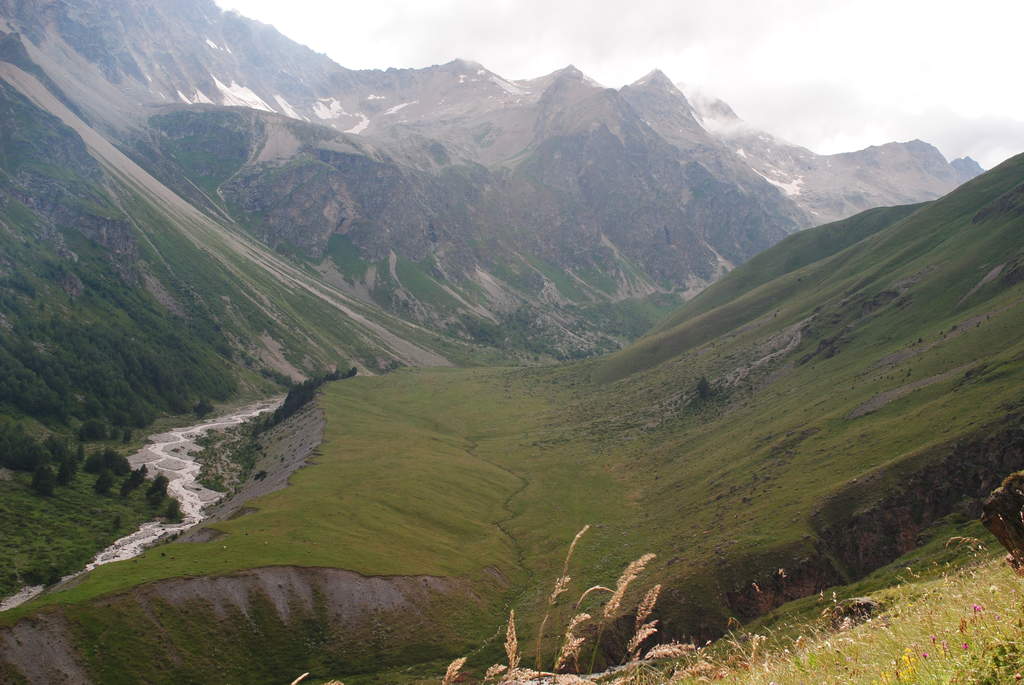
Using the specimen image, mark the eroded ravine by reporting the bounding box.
[0,399,279,612]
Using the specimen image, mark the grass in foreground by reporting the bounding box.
[656,554,1024,684]
[408,523,1022,684]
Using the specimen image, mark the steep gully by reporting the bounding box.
[0,399,280,612]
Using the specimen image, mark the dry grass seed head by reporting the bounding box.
[483,663,508,680]
[442,656,467,685]
[550,575,572,604]
[550,674,591,684]
[555,636,587,672]
[642,642,696,660]
[634,584,661,632]
[506,609,521,671]
[627,620,660,659]
[505,667,547,682]
[555,612,592,671]
[563,525,590,571]
[604,553,656,619]
[537,525,591,668]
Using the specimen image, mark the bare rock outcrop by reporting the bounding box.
[981,471,1024,573]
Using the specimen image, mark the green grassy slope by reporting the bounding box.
[4,157,1023,682]
[595,156,1023,384]
[0,58,497,632]
[651,202,926,334]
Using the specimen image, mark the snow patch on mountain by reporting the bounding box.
[383,101,416,115]
[273,94,303,120]
[345,113,370,135]
[205,38,230,53]
[313,97,348,119]
[754,169,804,197]
[490,75,528,95]
[212,76,274,112]
[366,94,385,100]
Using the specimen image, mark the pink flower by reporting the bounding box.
[922,652,929,659]
[962,642,970,650]
[973,604,984,613]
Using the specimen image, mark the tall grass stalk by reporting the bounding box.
[536,524,591,669]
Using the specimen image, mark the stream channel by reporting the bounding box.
[0,399,280,612]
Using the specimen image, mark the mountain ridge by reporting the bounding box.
[0,0,985,366]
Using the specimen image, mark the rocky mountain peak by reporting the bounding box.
[631,69,677,91]
[446,58,485,72]
[547,64,601,87]
[685,90,741,130]
[951,156,985,183]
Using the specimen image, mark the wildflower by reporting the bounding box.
[973,603,984,613]
[962,642,969,650]
[930,635,936,643]
[922,652,929,659]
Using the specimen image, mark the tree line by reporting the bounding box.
[257,366,357,433]
[1,422,180,520]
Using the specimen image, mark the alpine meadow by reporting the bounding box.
[0,1,1022,684]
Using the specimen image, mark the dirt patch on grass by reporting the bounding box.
[145,565,469,624]
[0,612,89,684]
[258,333,306,383]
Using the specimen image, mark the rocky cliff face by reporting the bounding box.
[0,0,983,357]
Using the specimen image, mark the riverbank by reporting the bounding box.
[0,399,279,612]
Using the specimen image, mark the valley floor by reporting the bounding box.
[4,158,1024,683]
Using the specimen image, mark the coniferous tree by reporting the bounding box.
[78,419,107,442]
[93,469,114,495]
[119,465,147,497]
[102,448,131,476]
[193,399,214,419]
[146,474,169,505]
[56,456,76,486]
[696,376,714,400]
[31,464,56,496]
[83,450,103,474]
[164,498,182,522]
[44,436,69,462]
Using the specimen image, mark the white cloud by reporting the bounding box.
[217,0,1024,167]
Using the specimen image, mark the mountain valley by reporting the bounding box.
[0,1,1019,683]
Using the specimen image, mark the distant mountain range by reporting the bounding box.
[0,0,985,411]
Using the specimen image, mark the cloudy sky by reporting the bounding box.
[218,0,1023,168]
